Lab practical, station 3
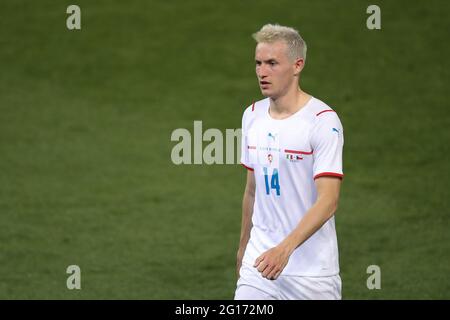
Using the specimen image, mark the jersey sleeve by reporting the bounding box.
[310,112,344,179]
[240,108,254,171]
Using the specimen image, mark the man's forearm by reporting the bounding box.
[279,197,338,255]
[238,192,254,252]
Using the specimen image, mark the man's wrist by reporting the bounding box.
[279,238,297,256]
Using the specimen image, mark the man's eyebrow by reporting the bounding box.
[255,58,277,63]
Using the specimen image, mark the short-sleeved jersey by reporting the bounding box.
[240,96,344,276]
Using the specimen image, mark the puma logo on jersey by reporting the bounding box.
[268,132,277,140]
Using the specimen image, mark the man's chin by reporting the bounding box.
[260,89,272,97]
[260,90,277,99]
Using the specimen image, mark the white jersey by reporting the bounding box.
[240,96,344,277]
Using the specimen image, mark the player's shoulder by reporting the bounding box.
[306,96,342,125]
[242,98,270,119]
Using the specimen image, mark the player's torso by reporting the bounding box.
[246,114,315,192]
[242,98,341,276]
[245,105,319,235]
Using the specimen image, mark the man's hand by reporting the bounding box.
[253,176,342,280]
[254,245,292,280]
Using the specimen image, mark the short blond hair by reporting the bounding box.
[252,24,307,62]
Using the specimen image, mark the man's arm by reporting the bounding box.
[254,176,342,280]
[236,170,256,279]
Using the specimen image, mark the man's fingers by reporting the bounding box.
[268,268,281,280]
[254,255,265,267]
[257,261,269,273]
[262,264,275,278]
[266,269,275,280]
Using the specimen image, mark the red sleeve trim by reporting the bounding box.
[316,109,335,117]
[314,172,344,180]
[240,163,254,171]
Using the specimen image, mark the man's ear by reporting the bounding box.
[294,58,305,76]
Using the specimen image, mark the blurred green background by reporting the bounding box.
[0,0,449,299]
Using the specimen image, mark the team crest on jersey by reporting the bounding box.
[268,153,273,163]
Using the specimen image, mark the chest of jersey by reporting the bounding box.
[246,117,314,169]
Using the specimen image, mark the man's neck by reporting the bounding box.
[269,87,311,120]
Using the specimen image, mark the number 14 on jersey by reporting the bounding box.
[263,167,281,196]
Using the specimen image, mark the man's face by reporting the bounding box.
[255,41,301,99]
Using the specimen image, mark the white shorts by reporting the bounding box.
[234,263,341,300]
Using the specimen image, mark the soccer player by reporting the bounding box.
[235,24,344,300]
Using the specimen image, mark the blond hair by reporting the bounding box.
[252,24,307,62]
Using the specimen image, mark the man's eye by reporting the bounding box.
[256,62,261,66]
[270,62,276,66]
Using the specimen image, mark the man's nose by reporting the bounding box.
[257,66,268,78]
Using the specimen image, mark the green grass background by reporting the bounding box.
[0,0,449,299]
